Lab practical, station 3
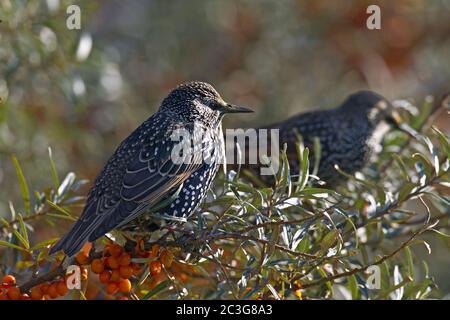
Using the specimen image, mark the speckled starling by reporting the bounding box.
[50,81,253,256]
[239,91,401,186]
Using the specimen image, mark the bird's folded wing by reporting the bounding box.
[54,117,209,253]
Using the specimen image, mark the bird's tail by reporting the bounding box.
[49,223,91,257]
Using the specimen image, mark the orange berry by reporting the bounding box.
[1,275,16,287]
[40,282,50,294]
[85,284,100,300]
[149,244,160,258]
[106,256,119,269]
[48,283,59,299]
[30,286,43,300]
[106,282,119,295]
[91,258,105,274]
[110,269,121,282]
[99,270,112,284]
[149,261,162,276]
[56,281,69,296]
[160,250,174,268]
[109,244,123,258]
[118,253,131,266]
[76,251,89,265]
[118,279,131,294]
[117,296,129,300]
[119,266,133,279]
[7,287,21,300]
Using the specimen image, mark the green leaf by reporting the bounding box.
[312,136,321,176]
[317,267,333,293]
[412,97,433,129]
[419,135,439,174]
[17,213,29,248]
[47,200,73,217]
[1,217,11,228]
[432,126,450,160]
[12,228,30,250]
[31,238,60,251]
[142,280,170,299]
[138,266,151,285]
[320,230,339,254]
[393,154,411,182]
[296,145,309,191]
[412,153,432,182]
[0,240,27,252]
[57,172,76,197]
[296,236,310,253]
[300,187,334,197]
[48,147,60,190]
[404,247,414,283]
[348,275,359,300]
[397,182,417,202]
[11,155,31,215]
[46,213,77,221]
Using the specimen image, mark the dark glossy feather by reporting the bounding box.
[50,112,209,256]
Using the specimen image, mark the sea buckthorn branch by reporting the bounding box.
[18,250,103,293]
[347,159,448,235]
[204,244,239,299]
[209,233,318,259]
[298,220,434,290]
[380,93,449,174]
[1,210,46,233]
[18,264,66,293]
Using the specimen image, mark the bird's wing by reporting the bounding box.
[267,110,333,150]
[51,113,211,255]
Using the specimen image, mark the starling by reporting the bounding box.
[50,81,253,256]
[237,91,401,186]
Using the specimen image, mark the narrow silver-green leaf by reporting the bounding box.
[11,155,31,215]
[48,147,60,190]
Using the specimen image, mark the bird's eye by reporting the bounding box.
[212,101,223,110]
[204,98,221,110]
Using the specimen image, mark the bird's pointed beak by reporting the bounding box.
[222,103,254,114]
[387,109,402,128]
[386,106,420,138]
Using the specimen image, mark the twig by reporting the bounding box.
[19,264,65,292]
[299,222,430,289]
[211,233,317,259]
[18,251,102,293]
[380,93,449,174]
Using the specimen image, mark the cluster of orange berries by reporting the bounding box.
[75,243,136,298]
[75,242,177,299]
[1,274,69,300]
[136,243,175,290]
[0,275,28,300]
[1,242,189,300]
[0,274,74,300]
[29,278,70,300]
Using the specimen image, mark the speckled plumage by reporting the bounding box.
[242,91,398,186]
[50,81,252,256]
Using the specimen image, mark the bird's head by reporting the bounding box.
[341,90,402,128]
[160,81,253,125]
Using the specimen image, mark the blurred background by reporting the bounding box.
[0,0,449,295]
